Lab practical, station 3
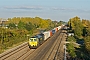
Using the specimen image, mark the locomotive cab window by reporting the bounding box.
[30,39,33,42]
[34,39,37,41]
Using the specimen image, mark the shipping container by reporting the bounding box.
[57,26,61,30]
[50,31,52,37]
[55,27,58,32]
[52,29,55,34]
[43,31,50,40]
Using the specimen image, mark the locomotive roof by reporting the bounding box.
[30,33,44,38]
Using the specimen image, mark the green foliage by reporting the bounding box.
[84,36,90,54]
[18,21,25,29]
[83,27,87,36]
[68,16,80,29]
[82,19,90,54]
[67,36,76,42]
[5,17,63,32]
[68,16,83,38]
[75,20,83,37]
[0,28,28,53]
[82,19,90,28]
[87,28,90,36]
[67,43,76,58]
[74,25,83,38]
[67,36,77,58]
[6,17,61,30]
[25,22,35,31]
[8,23,16,29]
[82,19,90,36]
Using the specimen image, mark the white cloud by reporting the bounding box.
[51,7,90,13]
[4,6,43,10]
[3,6,90,13]
[52,7,68,10]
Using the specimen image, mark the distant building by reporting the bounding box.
[0,19,8,27]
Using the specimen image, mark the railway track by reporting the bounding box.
[0,42,35,60]
[44,30,66,60]
[54,30,67,60]
[0,29,67,60]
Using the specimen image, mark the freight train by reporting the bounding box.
[28,25,62,48]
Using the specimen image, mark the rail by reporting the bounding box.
[0,42,28,60]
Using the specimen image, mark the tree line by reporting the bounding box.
[67,16,90,59]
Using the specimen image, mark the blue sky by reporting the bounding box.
[0,0,90,22]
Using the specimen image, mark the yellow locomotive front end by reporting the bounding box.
[29,38,38,48]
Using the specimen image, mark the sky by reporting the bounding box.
[0,0,90,22]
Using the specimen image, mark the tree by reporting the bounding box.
[8,23,16,29]
[68,16,83,38]
[68,16,81,29]
[18,21,25,29]
[25,22,34,31]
